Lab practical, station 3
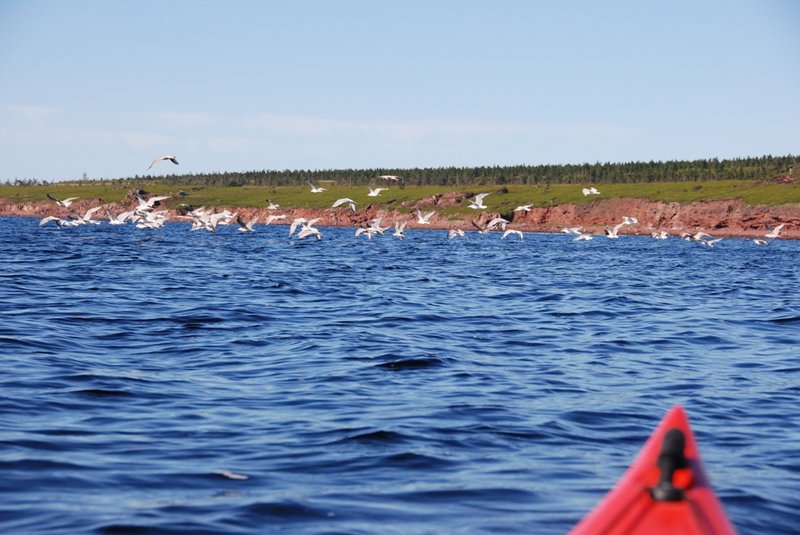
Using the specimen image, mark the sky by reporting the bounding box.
[1,0,798,182]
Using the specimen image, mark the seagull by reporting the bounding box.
[308,182,326,193]
[651,230,670,240]
[486,216,509,231]
[377,175,402,181]
[367,186,388,197]
[501,229,524,240]
[605,222,625,239]
[393,221,407,239]
[468,192,490,209]
[148,154,179,169]
[134,192,170,211]
[561,226,583,235]
[332,198,357,212]
[471,220,490,234]
[681,231,713,241]
[289,217,320,236]
[236,215,258,232]
[764,223,785,239]
[415,209,435,225]
[513,203,533,213]
[296,220,322,240]
[105,209,133,225]
[39,215,69,228]
[700,238,723,247]
[753,239,769,246]
[448,229,466,239]
[47,193,79,208]
[264,214,287,225]
[622,216,638,225]
[582,187,600,196]
[72,206,103,225]
[266,200,280,210]
[574,233,594,241]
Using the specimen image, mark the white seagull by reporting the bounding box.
[574,233,594,241]
[377,175,402,181]
[332,198,357,212]
[236,215,258,232]
[367,186,388,197]
[393,221,407,239]
[264,214,287,225]
[308,182,326,193]
[765,223,786,239]
[561,226,583,235]
[448,229,466,239]
[501,229,524,240]
[415,209,435,225]
[148,154,179,169]
[266,200,280,210]
[47,193,79,208]
[468,192,490,209]
[513,203,533,213]
[582,187,600,196]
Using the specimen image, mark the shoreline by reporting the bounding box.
[3,196,799,239]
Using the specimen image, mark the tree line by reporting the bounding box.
[4,154,797,187]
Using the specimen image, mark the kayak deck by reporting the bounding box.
[570,405,737,535]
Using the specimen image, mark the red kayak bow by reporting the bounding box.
[570,405,737,534]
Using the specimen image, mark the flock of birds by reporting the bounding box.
[36,156,789,246]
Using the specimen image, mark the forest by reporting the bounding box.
[4,154,797,188]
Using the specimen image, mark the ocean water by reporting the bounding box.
[1,215,798,534]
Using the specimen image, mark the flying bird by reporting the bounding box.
[332,198,357,212]
[148,154,179,169]
[308,182,326,193]
[582,187,600,196]
[764,223,786,239]
[47,193,79,208]
[415,209,435,225]
[367,187,388,197]
[468,193,490,209]
[377,175,402,181]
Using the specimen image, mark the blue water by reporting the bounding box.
[1,215,798,534]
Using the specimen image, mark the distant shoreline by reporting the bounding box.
[3,196,799,240]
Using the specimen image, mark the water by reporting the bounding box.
[1,216,798,534]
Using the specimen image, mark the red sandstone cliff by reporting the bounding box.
[3,195,799,239]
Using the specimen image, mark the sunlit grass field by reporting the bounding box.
[2,180,799,215]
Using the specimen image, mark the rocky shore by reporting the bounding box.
[3,194,799,239]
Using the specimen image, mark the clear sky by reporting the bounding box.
[1,0,798,182]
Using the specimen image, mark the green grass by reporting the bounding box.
[3,180,800,212]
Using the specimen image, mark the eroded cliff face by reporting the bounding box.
[3,195,799,238]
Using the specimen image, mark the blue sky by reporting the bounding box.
[1,0,798,182]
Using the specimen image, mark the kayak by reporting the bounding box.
[570,405,737,534]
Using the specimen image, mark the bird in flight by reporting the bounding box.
[148,155,179,169]
[47,193,79,208]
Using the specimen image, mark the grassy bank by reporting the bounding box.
[2,180,799,214]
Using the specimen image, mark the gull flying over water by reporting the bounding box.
[148,154,179,169]
[393,221,407,239]
[561,226,583,235]
[501,229,523,240]
[332,198,357,212]
[415,209,435,225]
[47,193,79,208]
[448,229,466,239]
[765,223,786,239]
[236,215,258,232]
[468,193,490,209]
